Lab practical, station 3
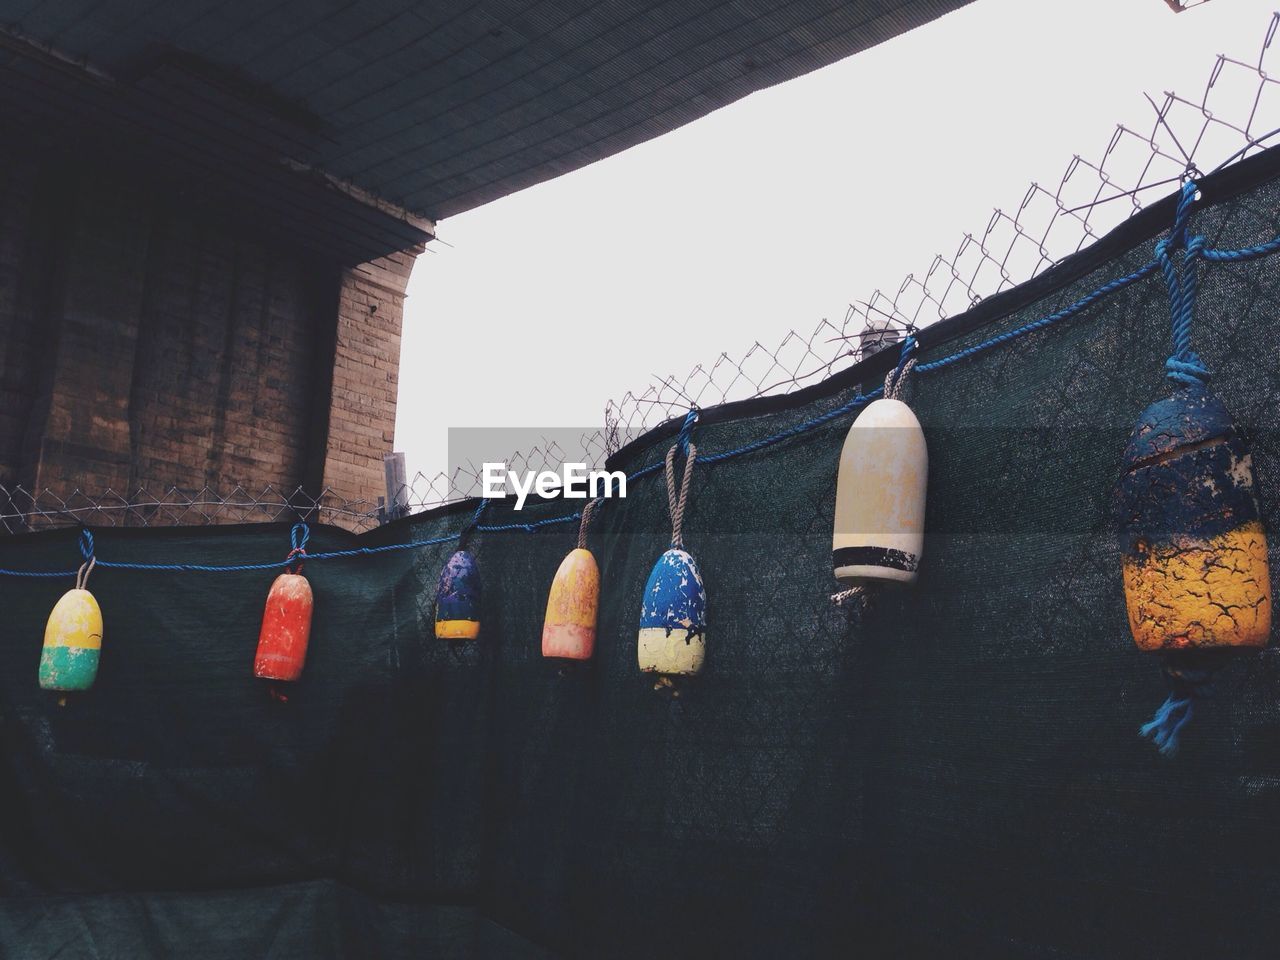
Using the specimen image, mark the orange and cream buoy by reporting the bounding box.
[543,500,602,661]
[254,525,314,684]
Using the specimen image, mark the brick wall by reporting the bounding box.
[0,135,420,521]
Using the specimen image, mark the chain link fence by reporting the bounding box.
[4,7,1280,533]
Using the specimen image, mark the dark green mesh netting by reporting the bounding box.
[3,153,1280,958]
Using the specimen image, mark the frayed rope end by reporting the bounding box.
[1139,657,1220,758]
[1140,695,1195,757]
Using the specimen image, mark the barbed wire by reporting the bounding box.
[3,7,1278,533]
[604,8,1280,438]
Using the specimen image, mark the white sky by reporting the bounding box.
[396,0,1277,481]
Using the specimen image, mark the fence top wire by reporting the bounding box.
[6,8,1280,534]
[8,178,1280,575]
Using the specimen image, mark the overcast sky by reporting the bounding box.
[395,0,1277,481]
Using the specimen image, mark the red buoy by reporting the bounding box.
[254,573,313,682]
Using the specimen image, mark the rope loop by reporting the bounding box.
[75,555,95,591]
[664,441,697,550]
[78,527,95,562]
[286,523,309,574]
[577,497,602,550]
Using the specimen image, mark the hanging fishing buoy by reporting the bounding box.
[1119,383,1271,752]
[832,344,927,606]
[543,499,602,661]
[1119,385,1270,654]
[435,548,481,640]
[253,525,314,683]
[638,437,707,678]
[638,547,706,677]
[39,551,102,693]
[1125,182,1272,756]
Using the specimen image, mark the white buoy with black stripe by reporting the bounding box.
[832,349,927,594]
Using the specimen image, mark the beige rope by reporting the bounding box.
[577,497,602,549]
[883,357,917,401]
[75,556,96,591]
[830,585,866,608]
[664,442,697,549]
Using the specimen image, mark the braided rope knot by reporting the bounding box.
[1156,183,1212,388]
[287,523,310,574]
[1165,353,1211,386]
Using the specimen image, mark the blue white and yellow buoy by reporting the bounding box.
[637,547,706,676]
[1118,384,1271,653]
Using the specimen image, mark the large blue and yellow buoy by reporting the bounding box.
[39,586,103,692]
[435,549,481,640]
[1119,382,1271,755]
[1118,384,1271,653]
[637,547,706,676]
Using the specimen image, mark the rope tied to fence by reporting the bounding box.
[1156,180,1212,387]
[884,337,918,400]
[285,523,309,575]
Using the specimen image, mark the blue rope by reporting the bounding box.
[886,336,919,394]
[1199,235,1280,261]
[1156,180,1211,387]
[1140,664,1216,757]
[677,408,699,457]
[478,512,582,534]
[3,183,1280,578]
[914,261,1160,376]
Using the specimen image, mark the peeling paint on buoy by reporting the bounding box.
[254,573,314,681]
[833,397,928,586]
[637,548,706,676]
[1119,384,1271,651]
[39,588,102,692]
[435,549,481,640]
[543,548,599,660]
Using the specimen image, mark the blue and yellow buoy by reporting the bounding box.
[1119,382,1272,755]
[435,549,481,640]
[1118,384,1271,653]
